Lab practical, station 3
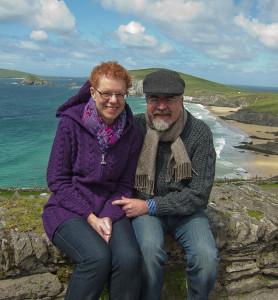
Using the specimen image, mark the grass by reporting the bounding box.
[0,68,36,78]
[248,98,278,114]
[0,191,49,234]
[247,209,264,221]
[257,182,278,190]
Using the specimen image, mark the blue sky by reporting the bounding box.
[0,0,277,87]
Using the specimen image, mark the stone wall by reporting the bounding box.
[0,182,277,299]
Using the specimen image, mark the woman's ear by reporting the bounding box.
[90,87,95,98]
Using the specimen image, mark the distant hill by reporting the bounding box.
[0,69,37,78]
[130,68,278,112]
[130,68,238,96]
[0,69,47,85]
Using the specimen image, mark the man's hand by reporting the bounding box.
[112,196,148,218]
[87,214,112,243]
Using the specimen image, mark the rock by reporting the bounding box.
[21,75,47,86]
[0,182,277,299]
[190,95,249,107]
[129,79,143,96]
[221,108,278,126]
[0,273,62,300]
[234,142,278,155]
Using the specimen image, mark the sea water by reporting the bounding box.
[0,77,252,188]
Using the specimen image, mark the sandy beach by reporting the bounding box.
[208,106,278,179]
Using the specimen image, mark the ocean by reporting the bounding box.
[0,77,253,188]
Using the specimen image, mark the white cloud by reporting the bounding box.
[71,51,88,59]
[117,21,157,47]
[0,0,39,21]
[101,0,204,23]
[19,41,40,50]
[30,30,48,41]
[101,0,146,12]
[150,0,204,23]
[0,0,76,34]
[125,57,137,66]
[35,0,76,34]
[159,43,173,54]
[102,0,246,61]
[235,14,278,49]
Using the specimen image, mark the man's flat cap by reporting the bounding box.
[143,69,185,95]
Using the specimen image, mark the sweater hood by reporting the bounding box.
[57,80,91,117]
[56,80,134,130]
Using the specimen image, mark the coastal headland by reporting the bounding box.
[208,106,278,179]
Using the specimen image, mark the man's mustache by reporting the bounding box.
[153,110,171,115]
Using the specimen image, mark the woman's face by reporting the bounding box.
[91,75,127,124]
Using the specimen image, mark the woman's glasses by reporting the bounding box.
[95,88,126,101]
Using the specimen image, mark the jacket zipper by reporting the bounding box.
[100,153,107,165]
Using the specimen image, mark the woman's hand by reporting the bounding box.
[87,213,112,243]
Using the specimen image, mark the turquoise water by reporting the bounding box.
[0,78,252,188]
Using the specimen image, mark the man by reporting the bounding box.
[113,69,219,300]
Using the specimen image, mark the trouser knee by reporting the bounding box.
[113,249,142,276]
[77,248,112,280]
[187,248,219,285]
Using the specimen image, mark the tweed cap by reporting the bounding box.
[143,69,185,95]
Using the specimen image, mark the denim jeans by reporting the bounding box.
[53,217,142,300]
[132,210,219,300]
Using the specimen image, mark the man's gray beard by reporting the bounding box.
[152,119,171,131]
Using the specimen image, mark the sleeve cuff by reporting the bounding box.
[146,198,157,216]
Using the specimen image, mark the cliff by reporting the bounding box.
[0,181,277,299]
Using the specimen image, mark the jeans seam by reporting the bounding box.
[55,231,83,261]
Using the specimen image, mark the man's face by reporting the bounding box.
[146,95,183,131]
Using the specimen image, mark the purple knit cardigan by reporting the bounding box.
[42,81,143,240]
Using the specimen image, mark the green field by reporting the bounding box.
[248,98,278,114]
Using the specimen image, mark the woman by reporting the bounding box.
[42,61,143,300]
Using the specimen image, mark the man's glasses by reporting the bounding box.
[95,88,126,101]
[147,95,182,105]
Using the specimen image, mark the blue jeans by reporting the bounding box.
[53,217,142,300]
[132,210,219,300]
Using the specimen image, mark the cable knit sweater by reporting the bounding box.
[134,111,216,216]
[42,82,143,241]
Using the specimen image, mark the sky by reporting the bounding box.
[0,0,278,87]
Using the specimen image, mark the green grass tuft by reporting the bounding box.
[247,209,264,221]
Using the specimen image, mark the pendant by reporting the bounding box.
[101,153,107,165]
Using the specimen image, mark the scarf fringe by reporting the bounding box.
[135,175,154,195]
[167,162,192,182]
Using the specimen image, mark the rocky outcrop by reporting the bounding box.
[221,109,278,127]
[129,79,143,96]
[21,75,47,86]
[190,95,250,108]
[0,182,277,299]
[235,141,278,155]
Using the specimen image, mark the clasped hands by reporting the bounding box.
[87,197,148,243]
[87,214,112,243]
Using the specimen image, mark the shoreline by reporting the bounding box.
[208,105,278,179]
